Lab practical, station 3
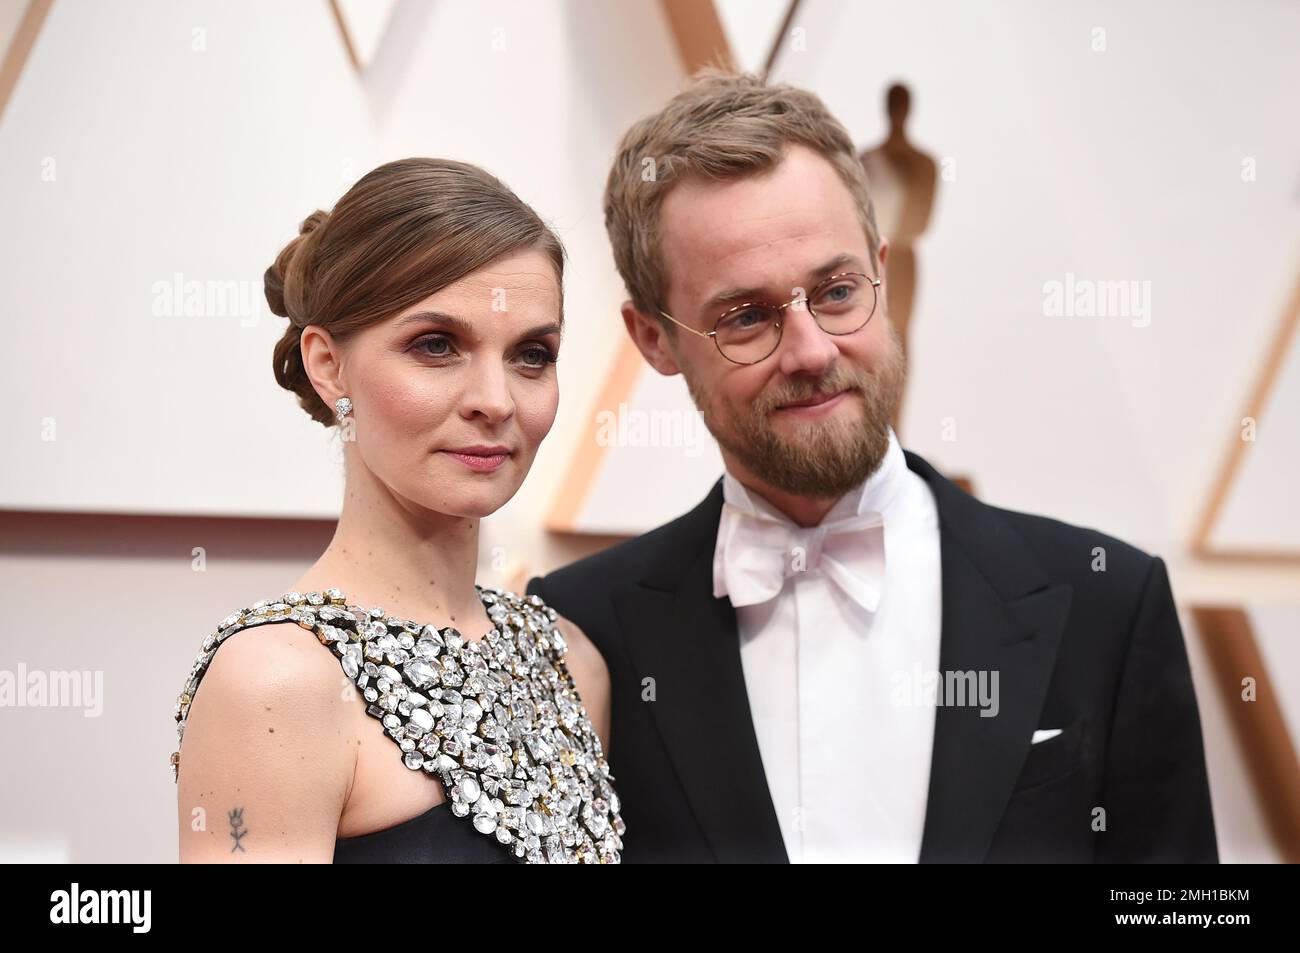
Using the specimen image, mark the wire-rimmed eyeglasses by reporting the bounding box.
[657,271,881,365]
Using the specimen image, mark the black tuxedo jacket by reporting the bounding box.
[527,450,1218,863]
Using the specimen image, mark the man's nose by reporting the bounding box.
[774,305,839,378]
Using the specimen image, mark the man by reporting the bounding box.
[528,71,1217,863]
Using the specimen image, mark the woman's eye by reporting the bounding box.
[414,335,454,357]
[518,344,557,368]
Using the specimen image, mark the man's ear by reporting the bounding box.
[621,301,682,376]
[300,324,347,406]
[874,237,890,310]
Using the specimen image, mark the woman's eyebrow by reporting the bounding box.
[394,310,475,336]
[518,322,562,339]
[395,311,560,342]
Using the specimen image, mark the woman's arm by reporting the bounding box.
[176,622,357,863]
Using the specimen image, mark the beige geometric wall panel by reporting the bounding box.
[1195,270,1300,559]
[0,0,685,519]
[1192,604,1300,862]
[548,344,724,535]
[549,0,1300,554]
[0,0,374,517]
[714,0,798,76]
[0,0,51,123]
[329,0,399,72]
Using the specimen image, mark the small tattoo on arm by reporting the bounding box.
[229,807,248,852]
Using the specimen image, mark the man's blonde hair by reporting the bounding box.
[603,69,882,318]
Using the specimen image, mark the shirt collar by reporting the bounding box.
[721,426,906,527]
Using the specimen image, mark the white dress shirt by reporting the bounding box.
[713,426,943,862]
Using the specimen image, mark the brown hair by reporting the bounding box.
[268,157,565,426]
[603,69,882,318]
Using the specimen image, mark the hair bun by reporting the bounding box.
[264,209,330,320]
[298,209,329,236]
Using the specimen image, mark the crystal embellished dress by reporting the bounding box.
[172,585,625,864]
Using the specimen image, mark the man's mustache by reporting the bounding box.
[756,368,871,413]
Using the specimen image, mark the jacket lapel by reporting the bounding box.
[610,451,1072,864]
[611,480,790,863]
[905,451,1073,862]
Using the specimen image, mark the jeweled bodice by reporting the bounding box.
[172,585,624,864]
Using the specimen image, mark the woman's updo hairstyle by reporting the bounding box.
[267,158,565,426]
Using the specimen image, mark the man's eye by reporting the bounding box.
[815,281,858,310]
[724,307,771,330]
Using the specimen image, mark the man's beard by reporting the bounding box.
[688,321,906,500]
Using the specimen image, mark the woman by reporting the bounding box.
[171,158,623,864]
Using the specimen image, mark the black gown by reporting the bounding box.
[333,803,515,864]
[172,585,624,864]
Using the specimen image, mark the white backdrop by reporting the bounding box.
[0,0,680,521]
[2,0,1297,556]
[0,0,1296,866]
[572,0,1300,552]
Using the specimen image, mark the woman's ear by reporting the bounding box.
[300,324,346,407]
[621,301,682,377]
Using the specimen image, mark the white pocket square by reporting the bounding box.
[1031,728,1062,744]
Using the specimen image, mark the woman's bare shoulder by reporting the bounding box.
[175,620,357,862]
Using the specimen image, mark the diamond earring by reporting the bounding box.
[334,396,353,423]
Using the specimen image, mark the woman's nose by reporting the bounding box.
[460,363,515,423]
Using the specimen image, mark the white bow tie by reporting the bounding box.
[713,501,886,611]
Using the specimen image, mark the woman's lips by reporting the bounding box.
[440,449,511,472]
